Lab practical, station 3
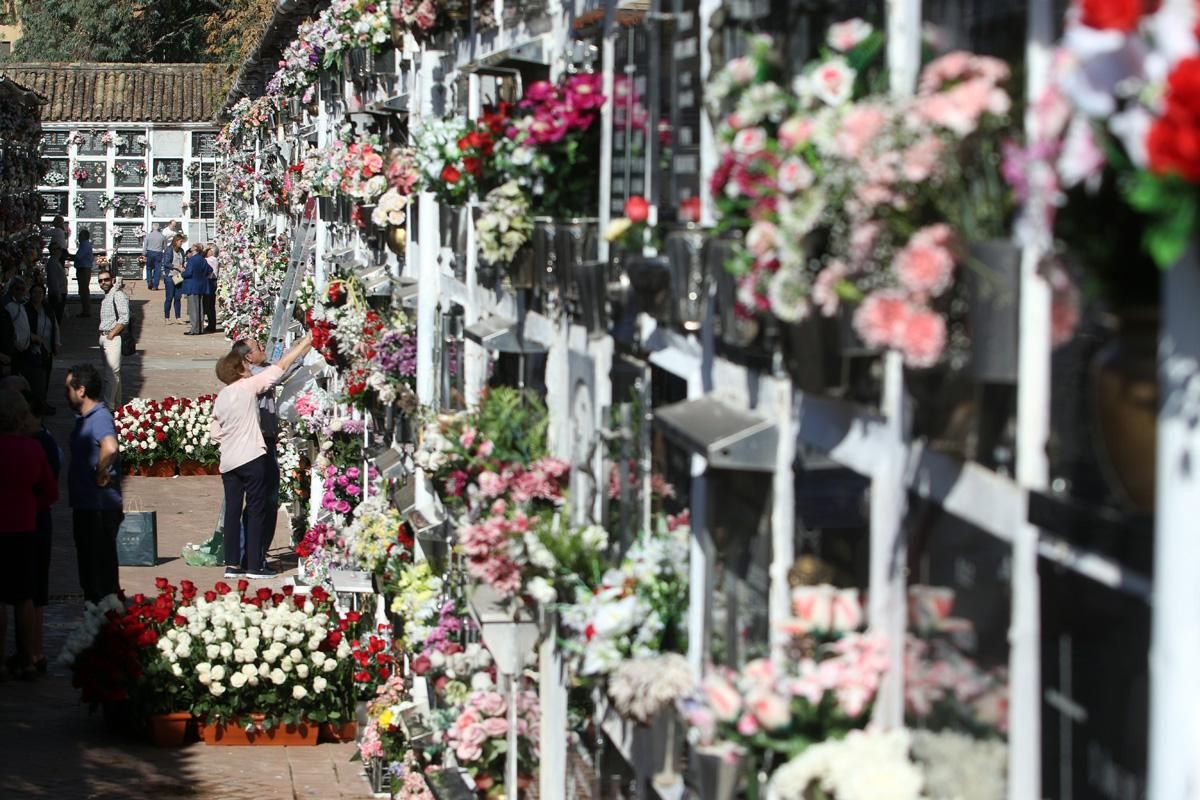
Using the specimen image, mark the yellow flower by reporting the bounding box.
[604,217,633,242]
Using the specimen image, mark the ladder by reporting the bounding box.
[266,198,317,361]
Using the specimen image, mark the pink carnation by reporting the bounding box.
[836,103,889,159]
[894,225,958,297]
[852,291,912,349]
[778,116,814,150]
[898,307,947,368]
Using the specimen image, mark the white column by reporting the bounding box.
[1148,246,1200,800]
[868,0,922,730]
[1009,3,1055,797]
[538,629,568,799]
[769,384,796,662]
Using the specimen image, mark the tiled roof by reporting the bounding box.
[0,63,234,124]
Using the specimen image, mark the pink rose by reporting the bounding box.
[455,742,483,762]
[461,722,488,748]
[776,157,814,194]
[741,658,776,688]
[735,712,760,736]
[701,674,743,722]
[747,691,792,731]
[472,690,506,717]
[779,117,814,152]
[826,18,874,51]
[791,585,833,631]
[480,716,508,737]
[731,127,768,155]
[810,58,855,106]
[476,439,494,457]
[726,56,756,85]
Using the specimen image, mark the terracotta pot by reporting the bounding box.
[1091,309,1158,512]
[142,460,176,478]
[177,459,207,476]
[200,714,317,746]
[148,712,193,747]
[317,720,358,743]
[124,463,143,476]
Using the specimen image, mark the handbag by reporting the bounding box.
[116,497,158,566]
[172,272,184,287]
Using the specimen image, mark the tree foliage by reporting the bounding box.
[202,0,275,69]
[8,0,230,63]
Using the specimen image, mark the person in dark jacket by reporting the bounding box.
[182,246,213,336]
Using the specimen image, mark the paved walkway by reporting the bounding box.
[0,278,373,799]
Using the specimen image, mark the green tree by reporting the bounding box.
[9,0,223,63]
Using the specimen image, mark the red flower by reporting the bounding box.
[214,581,231,595]
[440,164,462,184]
[154,577,169,590]
[1148,57,1200,182]
[237,579,249,593]
[412,654,431,674]
[256,587,273,601]
[353,670,371,683]
[463,157,482,177]
[624,195,649,224]
[679,196,701,223]
[203,590,217,602]
[282,585,294,596]
[1079,0,1157,32]
[179,580,196,599]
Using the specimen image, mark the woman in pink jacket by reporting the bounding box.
[210,334,311,579]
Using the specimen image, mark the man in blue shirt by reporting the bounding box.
[64,363,123,602]
[71,229,95,318]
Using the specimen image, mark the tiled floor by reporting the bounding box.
[0,282,373,799]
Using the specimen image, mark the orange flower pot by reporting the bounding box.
[200,714,317,746]
[148,712,193,747]
[177,459,208,476]
[142,460,177,478]
[317,721,358,743]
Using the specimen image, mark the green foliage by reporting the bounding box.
[475,386,549,465]
[9,0,225,63]
[1126,171,1200,269]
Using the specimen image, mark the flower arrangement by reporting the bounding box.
[342,493,413,575]
[348,629,398,701]
[152,173,173,186]
[114,395,220,470]
[680,634,889,768]
[72,195,87,211]
[42,170,66,186]
[135,162,149,177]
[100,131,115,146]
[414,117,490,206]
[110,162,134,180]
[495,75,607,217]
[371,186,408,228]
[68,131,85,147]
[556,513,690,677]
[608,652,695,724]
[169,581,353,728]
[97,194,116,210]
[385,562,442,651]
[295,521,356,586]
[71,165,91,182]
[185,162,203,180]
[446,676,540,796]
[768,728,926,800]
[136,193,152,209]
[320,462,377,520]
[707,27,1013,368]
[476,180,532,265]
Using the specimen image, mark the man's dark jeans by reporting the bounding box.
[72,508,124,602]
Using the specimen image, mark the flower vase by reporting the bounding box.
[385,225,407,257]
[287,96,302,121]
[692,747,744,800]
[531,217,556,289]
[966,239,1021,384]
[1090,308,1158,511]
[552,217,599,299]
[507,245,536,290]
[367,756,391,794]
[666,226,709,333]
[148,712,193,747]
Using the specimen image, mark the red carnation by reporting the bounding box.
[1079,0,1157,32]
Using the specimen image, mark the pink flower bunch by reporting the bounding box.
[395,0,438,33]
[905,636,1008,732]
[446,685,539,767]
[683,633,889,754]
[607,461,677,501]
[913,51,1012,137]
[512,74,605,146]
[852,290,948,368]
[321,463,376,515]
[458,504,530,598]
[386,149,420,194]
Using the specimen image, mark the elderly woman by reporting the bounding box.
[0,387,59,680]
[211,334,311,579]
